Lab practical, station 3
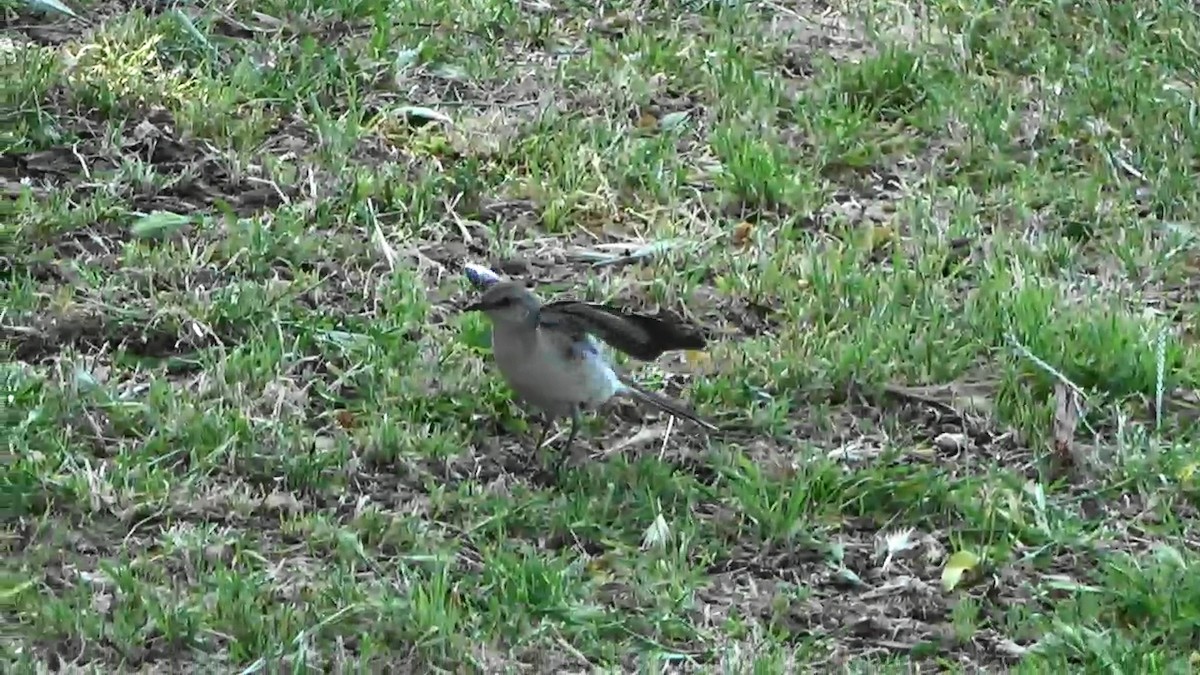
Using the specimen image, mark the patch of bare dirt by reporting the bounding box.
[688,518,1035,670]
[1,292,248,362]
[7,105,292,221]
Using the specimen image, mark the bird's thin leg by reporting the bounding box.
[532,414,551,451]
[552,407,583,474]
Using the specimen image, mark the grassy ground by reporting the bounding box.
[4,0,1200,670]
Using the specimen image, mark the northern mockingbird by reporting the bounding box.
[464,281,717,466]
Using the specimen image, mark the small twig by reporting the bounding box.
[880,383,961,417]
[553,632,595,669]
[658,415,675,461]
[71,141,92,180]
[443,194,474,245]
[244,175,289,206]
[599,424,664,460]
[0,323,46,337]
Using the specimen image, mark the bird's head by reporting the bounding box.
[463,281,540,326]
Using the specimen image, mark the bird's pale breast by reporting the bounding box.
[491,326,620,417]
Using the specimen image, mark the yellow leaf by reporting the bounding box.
[863,225,896,251]
[941,550,980,592]
[732,221,754,248]
[636,111,658,130]
[1004,488,1025,527]
[633,266,659,281]
[1178,463,1198,482]
[684,350,711,367]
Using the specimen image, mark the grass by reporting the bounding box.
[4,0,1200,670]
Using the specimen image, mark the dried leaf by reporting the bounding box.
[731,221,754,248]
[397,105,452,126]
[635,111,659,130]
[933,432,968,451]
[883,381,997,420]
[263,491,303,515]
[598,10,635,32]
[1178,462,1198,483]
[585,553,618,583]
[881,527,918,556]
[994,638,1028,658]
[1052,381,1080,465]
[941,550,980,592]
[641,513,671,550]
[863,224,896,251]
[683,350,712,370]
[576,239,695,268]
[908,444,937,459]
[603,426,668,457]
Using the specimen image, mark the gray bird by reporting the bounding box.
[464,281,717,467]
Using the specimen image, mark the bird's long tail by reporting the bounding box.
[617,377,718,431]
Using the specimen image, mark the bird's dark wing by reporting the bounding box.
[539,300,707,361]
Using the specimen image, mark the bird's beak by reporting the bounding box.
[462,301,485,313]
